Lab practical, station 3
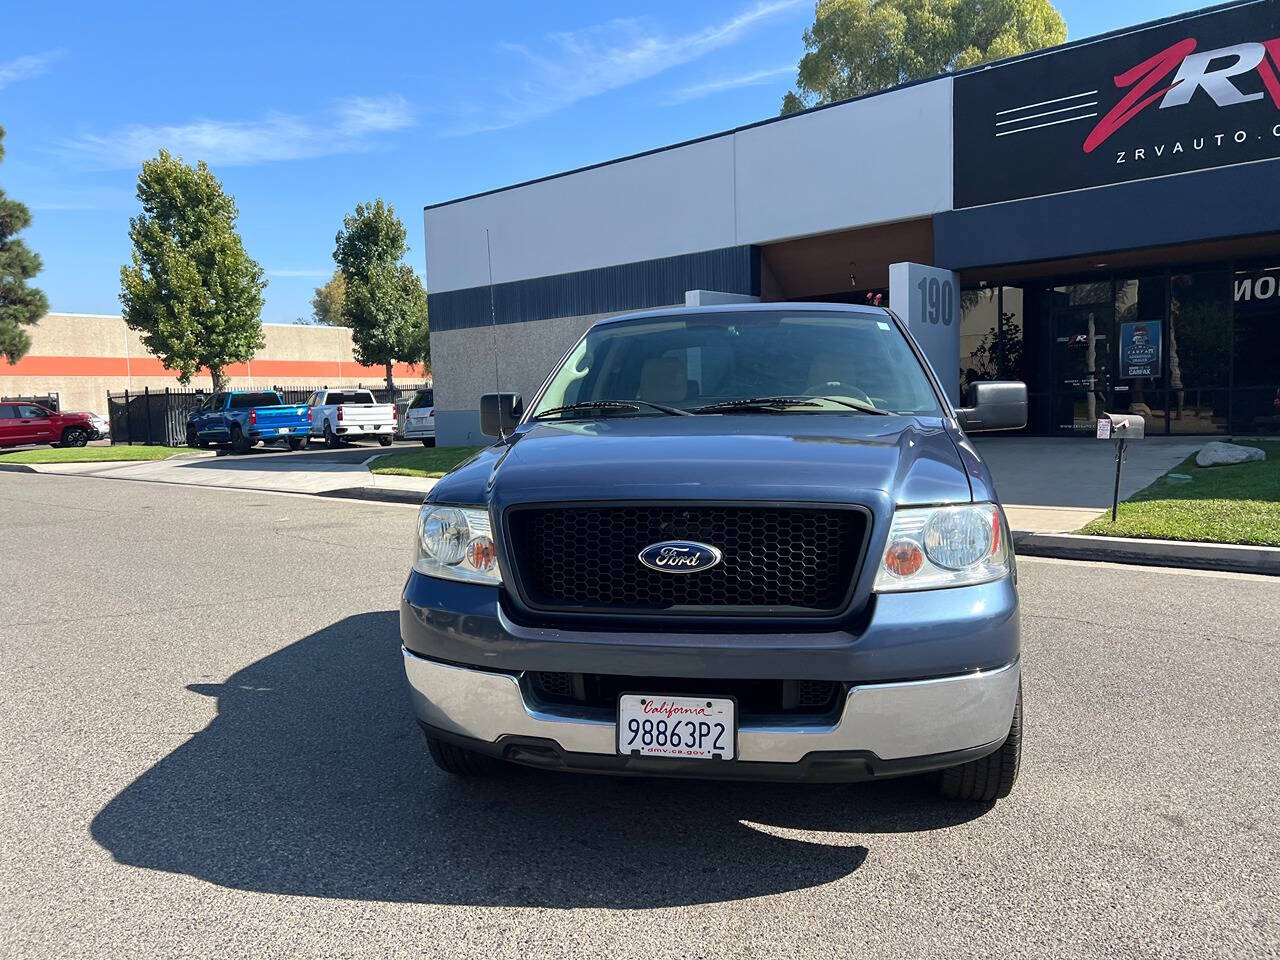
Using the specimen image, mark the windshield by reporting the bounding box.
[529,310,943,419]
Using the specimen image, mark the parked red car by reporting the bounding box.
[0,403,95,448]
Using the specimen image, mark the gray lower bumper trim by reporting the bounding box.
[402,649,1020,763]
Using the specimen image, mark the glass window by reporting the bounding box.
[998,287,1026,382]
[0,405,18,419]
[959,288,1000,391]
[1113,276,1166,428]
[1169,270,1231,434]
[410,390,435,409]
[17,405,50,418]
[1233,264,1280,387]
[532,309,944,418]
[229,392,282,409]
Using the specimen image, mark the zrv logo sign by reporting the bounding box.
[1084,37,1280,159]
[954,3,1280,207]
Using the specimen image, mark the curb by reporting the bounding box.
[0,462,38,474]
[317,486,427,505]
[1014,531,1280,575]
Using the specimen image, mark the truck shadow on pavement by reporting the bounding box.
[91,612,989,908]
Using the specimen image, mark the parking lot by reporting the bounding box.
[1,472,1276,958]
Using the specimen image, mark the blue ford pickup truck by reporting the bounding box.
[186,390,311,453]
[401,304,1028,802]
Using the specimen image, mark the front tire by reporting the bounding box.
[937,685,1022,802]
[288,438,308,451]
[421,438,436,448]
[378,436,393,447]
[59,427,89,448]
[425,734,506,777]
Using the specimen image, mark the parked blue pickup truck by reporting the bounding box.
[186,390,311,453]
[402,303,1029,802]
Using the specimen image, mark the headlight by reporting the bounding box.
[414,504,501,586]
[873,503,1009,592]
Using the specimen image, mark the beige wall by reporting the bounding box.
[0,314,429,415]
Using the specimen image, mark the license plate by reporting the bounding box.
[617,694,735,760]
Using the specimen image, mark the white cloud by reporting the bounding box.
[0,50,62,91]
[62,94,416,169]
[445,0,805,135]
[267,268,331,279]
[664,64,793,104]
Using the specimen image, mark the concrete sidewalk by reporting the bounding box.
[8,448,436,503]
[974,437,1202,535]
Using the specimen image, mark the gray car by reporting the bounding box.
[400,304,1027,802]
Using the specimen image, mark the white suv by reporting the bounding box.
[398,389,435,446]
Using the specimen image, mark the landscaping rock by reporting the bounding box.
[1195,441,1267,467]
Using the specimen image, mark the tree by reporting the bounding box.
[120,151,266,391]
[332,199,429,391]
[0,127,50,363]
[780,0,1066,113]
[311,268,348,326]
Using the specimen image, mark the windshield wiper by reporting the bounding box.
[693,395,889,415]
[532,399,692,420]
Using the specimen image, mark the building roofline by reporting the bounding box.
[423,0,1260,214]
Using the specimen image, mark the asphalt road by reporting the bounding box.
[1,473,1276,959]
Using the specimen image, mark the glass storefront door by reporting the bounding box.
[1050,302,1111,434]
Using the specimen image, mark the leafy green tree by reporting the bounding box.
[332,199,429,391]
[120,151,266,390]
[311,268,348,326]
[781,0,1067,113]
[0,127,50,363]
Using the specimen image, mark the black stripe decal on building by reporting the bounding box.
[429,245,759,333]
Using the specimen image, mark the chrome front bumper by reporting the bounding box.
[402,647,1020,765]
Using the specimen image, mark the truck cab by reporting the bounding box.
[400,304,1028,802]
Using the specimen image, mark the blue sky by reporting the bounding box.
[3,0,1208,325]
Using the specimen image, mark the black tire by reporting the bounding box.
[230,426,252,455]
[186,425,199,447]
[60,427,89,448]
[421,438,436,448]
[425,734,506,776]
[288,438,308,451]
[937,684,1022,802]
[323,423,341,448]
[378,435,393,447]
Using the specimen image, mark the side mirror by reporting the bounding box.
[955,381,1027,433]
[480,392,524,437]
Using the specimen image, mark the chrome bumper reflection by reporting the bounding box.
[402,648,1020,763]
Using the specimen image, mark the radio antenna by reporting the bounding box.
[485,229,500,394]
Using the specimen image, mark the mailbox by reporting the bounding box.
[1097,413,1145,522]
[1096,413,1145,441]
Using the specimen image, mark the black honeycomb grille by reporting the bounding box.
[506,504,866,615]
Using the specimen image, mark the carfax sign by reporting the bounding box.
[1119,321,1163,379]
[954,1,1280,207]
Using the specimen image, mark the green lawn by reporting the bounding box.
[368,445,486,478]
[0,444,189,464]
[1079,440,1280,546]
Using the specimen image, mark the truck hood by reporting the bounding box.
[431,414,973,511]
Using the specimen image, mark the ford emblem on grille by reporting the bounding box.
[638,540,723,574]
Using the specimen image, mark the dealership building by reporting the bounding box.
[423,0,1280,445]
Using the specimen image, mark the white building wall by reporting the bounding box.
[733,79,954,244]
[424,136,738,293]
[423,76,955,295]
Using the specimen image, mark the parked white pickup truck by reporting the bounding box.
[306,389,397,447]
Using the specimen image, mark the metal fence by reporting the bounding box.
[2,393,59,412]
[105,383,430,446]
